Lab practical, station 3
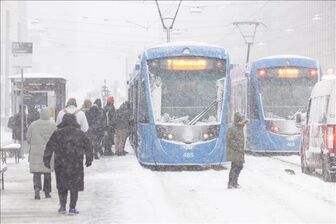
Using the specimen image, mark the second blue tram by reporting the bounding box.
[128,42,231,167]
[230,55,321,153]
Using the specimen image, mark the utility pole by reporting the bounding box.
[155,0,182,42]
[5,10,10,119]
[233,21,266,63]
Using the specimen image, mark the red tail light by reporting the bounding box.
[258,68,267,77]
[326,125,336,153]
[309,68,318,79]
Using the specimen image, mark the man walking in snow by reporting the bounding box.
[226,112,248,189]
[103,96,116,156]
[44,113,93,215]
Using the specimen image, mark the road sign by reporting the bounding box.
[12,42,33,68]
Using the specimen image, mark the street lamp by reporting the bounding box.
[233,21,266,63]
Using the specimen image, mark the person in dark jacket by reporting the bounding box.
[114,101,132,156]
[7,105,27,158]
[226,112,248,189]
[43,113,93,215]
[27,106,40,127]
[103,96,116,156]
[85,101,105,159]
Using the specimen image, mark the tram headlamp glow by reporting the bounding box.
[203,133,209,140]
[167,133,174,140]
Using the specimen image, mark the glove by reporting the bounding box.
[85,161,92,167]
[44,163,51,169]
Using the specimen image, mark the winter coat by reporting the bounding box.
[44,114,93,191]
[27,108,56,173]
[226,112,248,163]
[56,105,89,132]
[8,112,27,140]
[114,102,132,131]
[85,105,105,137]
[103,104,116,132]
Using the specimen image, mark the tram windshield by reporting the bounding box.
[257,67,318,119]
[148,57,226,124]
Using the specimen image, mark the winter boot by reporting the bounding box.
[45,192,51,198]
[34,191,41,200]
[58,206,66,214]
[94,153,99,160]
[68,208,79,215]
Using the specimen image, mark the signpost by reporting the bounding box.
[11,42,33,159]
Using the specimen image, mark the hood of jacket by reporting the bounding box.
[57,113,80,129]
[40,108,51,120]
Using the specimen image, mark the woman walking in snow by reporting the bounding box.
[27,107,56,199]
[44,113,93,215]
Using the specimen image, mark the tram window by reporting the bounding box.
[139,80,149,123]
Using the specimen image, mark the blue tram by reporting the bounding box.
[230,55,321,153]
[128,42,231,167]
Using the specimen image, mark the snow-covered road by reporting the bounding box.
[1,145,335,223]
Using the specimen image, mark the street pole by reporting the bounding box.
[5,10,10,120]
[166,27,171,43]
[246,42,252,64]
[20,67,24,159]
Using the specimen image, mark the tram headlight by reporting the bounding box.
[203,133,209,140]
[266,120,280,133]
[167,133,174,140]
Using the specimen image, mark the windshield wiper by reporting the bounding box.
[287,106,304,120]
[188,99,218,125]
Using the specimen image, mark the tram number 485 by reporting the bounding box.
[183,151,194,158]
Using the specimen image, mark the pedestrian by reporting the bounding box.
[27,107,56,199]
[7,104,27,158]
[56,98,88,132]
[103,96,116,156]
[114,101,132,156]
[86,100,105,159]
[27,106,40,126]
[226,112,248,189]
[81,99,92,113]
[44,113,93,215]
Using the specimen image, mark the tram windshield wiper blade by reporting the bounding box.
[188,99,218,125]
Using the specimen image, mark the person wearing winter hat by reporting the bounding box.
[103,96,116,156]
[56,98,88,132]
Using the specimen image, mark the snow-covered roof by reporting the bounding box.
[258,54,315,61]
[9,73,66,80]
[148,41,222,49]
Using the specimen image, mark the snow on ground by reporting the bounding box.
[1,141,335,224]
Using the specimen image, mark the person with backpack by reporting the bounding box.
[103,96,116,156]
[44,113,93,215]
[56,98,88,132]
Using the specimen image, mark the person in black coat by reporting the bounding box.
[85,102,105,159]
[43,113,93,215]
[7,105,27,158]
[114,101,132,156]
[27,106,40,126]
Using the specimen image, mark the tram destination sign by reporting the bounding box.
[12,42,33,68]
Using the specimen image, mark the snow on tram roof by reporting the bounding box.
[257,54,315,61]
[10,73,66,80]
[148,41,223,49]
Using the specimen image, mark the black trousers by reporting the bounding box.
[104,130,115,154]
[33,172,51,193]
[228,162,244,186]
[58,189,78,208]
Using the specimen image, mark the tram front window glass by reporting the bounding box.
[258,70,317,119]
[148,58,226,124]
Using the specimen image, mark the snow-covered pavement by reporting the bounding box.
[1,145,335,224]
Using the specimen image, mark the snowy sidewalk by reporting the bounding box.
[1,148,335,224]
